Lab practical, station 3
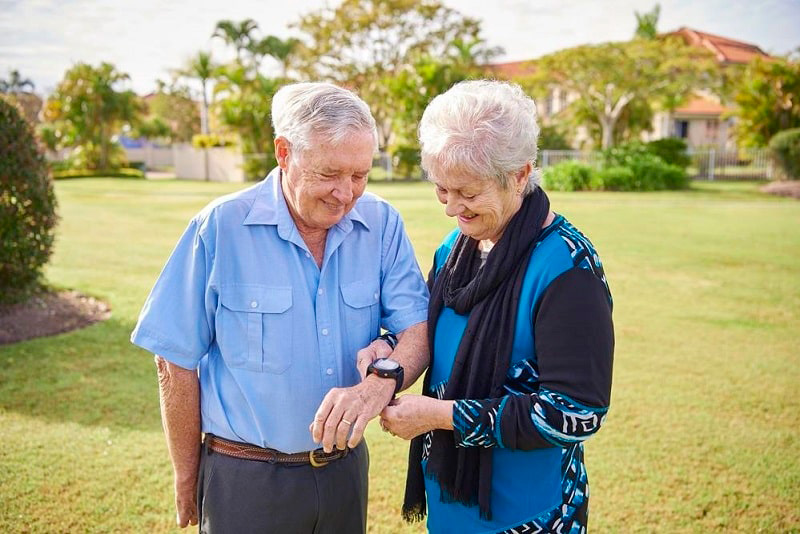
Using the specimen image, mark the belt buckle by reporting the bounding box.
[309,449,330,468]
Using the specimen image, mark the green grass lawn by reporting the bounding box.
[1,178,799,533]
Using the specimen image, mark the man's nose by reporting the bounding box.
[331,180,354,204]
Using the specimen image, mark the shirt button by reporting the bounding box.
[250,301,258,308]
[318,288,324,295]
[305,252,311,258]
[322,328,329,336]
[373,292,379,300]
[326,368,333,375]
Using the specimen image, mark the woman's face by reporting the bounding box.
[431,170,525,243]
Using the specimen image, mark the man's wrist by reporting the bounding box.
[375,332,398,350]
[364,373,396,401]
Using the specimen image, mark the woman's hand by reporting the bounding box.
[379,394,454,440]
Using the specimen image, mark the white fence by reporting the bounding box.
[124,145,173,169]
[686,148,771,181]
[538,148,771,181]
[173,144,245,182]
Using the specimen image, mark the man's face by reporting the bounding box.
[277,131,375,233]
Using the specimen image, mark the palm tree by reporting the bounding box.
[175,51,218,181]
[0,69,35,93]
[634,4,660,40]
[248,36,301,78]
[212,19,258,65]
[177,51,217,135]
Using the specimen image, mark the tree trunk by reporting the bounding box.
[600,118,615,149]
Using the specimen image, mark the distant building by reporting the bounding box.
[488,27,771,149]
[646,28,771,149]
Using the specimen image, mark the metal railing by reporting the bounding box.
[538,148,771,181]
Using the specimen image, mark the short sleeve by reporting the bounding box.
[130,218,217,370]
[378,209,429,333]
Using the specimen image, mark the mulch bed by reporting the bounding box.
[0,289,111,345]
[760,181,800,199]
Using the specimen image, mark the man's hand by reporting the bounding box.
[380,394,454,440]
[356,337,395,378]
[174,475,198,527]
[310,375,395,452]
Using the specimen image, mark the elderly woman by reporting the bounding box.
[380,80,614,532]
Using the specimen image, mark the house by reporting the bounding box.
[644,28,771,149]
[488,27,771,149]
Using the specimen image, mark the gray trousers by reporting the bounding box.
[197,440,369,534]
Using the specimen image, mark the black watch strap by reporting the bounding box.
[376,332,398,350]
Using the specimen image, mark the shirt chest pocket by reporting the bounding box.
[341,281,380,351]
[217,284,293,373]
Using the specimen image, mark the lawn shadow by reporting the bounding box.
[0,316,162,432]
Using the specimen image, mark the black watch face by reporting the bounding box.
[375,358,400,371]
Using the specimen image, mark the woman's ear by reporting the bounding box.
[514,163,532,191]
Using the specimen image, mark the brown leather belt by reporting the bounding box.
[205,434,349,467]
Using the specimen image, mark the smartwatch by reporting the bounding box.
[367,358,404,396]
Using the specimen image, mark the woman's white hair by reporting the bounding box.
[272,82,378,156]
[419,80,541,192]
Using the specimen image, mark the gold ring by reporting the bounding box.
[341,419,352,426]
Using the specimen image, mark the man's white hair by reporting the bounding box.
[419,80,541,192]
[272,82,379,156]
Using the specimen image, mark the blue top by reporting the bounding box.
[423,215,612,533]
[131,168,429,453]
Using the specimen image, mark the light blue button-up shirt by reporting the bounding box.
[131,168,429,453]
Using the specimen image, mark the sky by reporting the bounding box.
[1,0,798,95]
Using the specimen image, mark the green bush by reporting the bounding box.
[391,145,422,179]
[646,138,691,169]
[768,128,800,180]
[0,98,58,304]
[601,141,689,190]
[542,161,595,191]
[192,134,236,148]
[595,166,635,190]
[52,168,145,179]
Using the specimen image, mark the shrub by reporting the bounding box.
[52,168,145,179]
[539,125,572,150]
[601,141,689,190]
[0,98,58,304]
[191,134,236,148]
[542,161,595,191]
[646,138,691,169]
[595,166,635,191]
[768,128,800,180]
[391,145,421,179]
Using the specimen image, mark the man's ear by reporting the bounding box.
[275,137,291,170]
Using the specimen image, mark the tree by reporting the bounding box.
[1,70,41,124]
[43,62,142,169]
[0,98,58,304]
[212,19,258,65]
[730,56,800,147]
[144,79,201,142]
[524,37,718,148]
[214,65,281,179]
[634,4,660,39]
[175,51,217,135]
[0,69,34,93]
[248,35,302,78]
[292,0,489,148]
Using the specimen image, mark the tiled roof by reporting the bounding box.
[674,94,730,116]
[484,60,537,79]
[667,27,771,64]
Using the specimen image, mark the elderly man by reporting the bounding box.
[131,82,429,533]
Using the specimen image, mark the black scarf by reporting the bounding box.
[402,188,550,522]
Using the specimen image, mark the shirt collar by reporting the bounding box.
[242,167,370,232]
